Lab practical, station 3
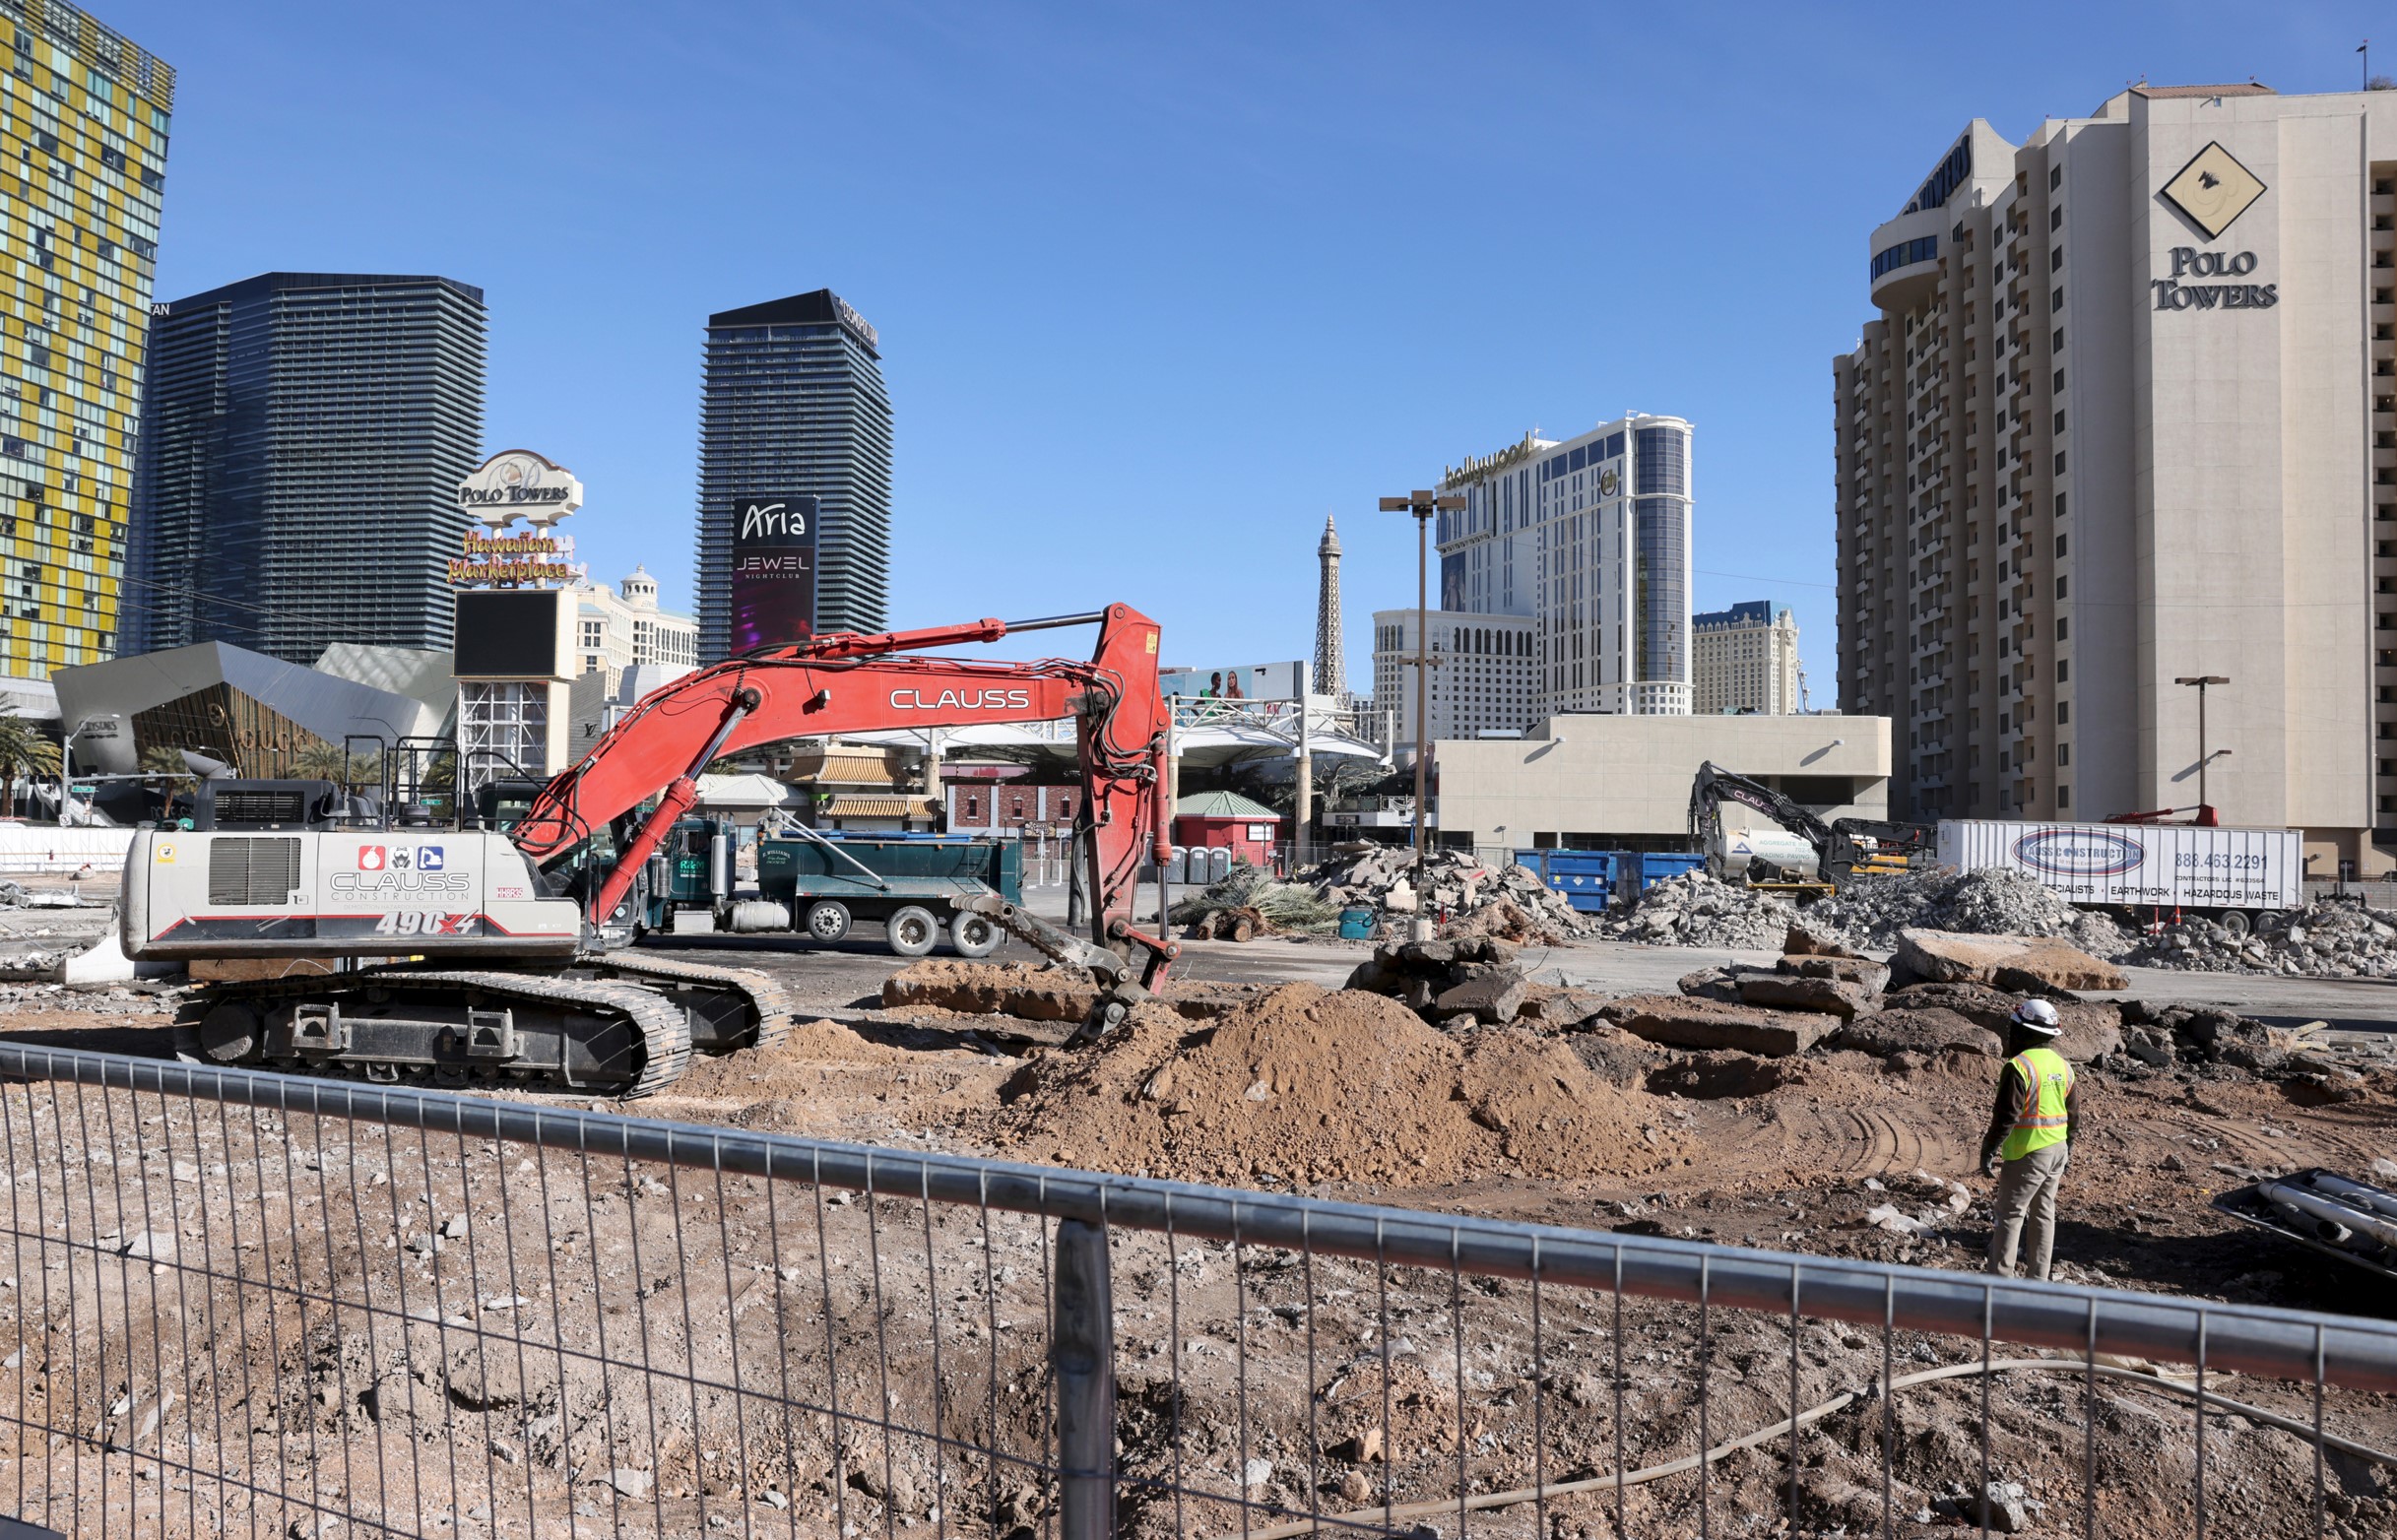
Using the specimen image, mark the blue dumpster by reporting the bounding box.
[1513,850,1626,913]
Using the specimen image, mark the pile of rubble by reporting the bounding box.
[2124,898,2397,978]
[1601,926,2125,1059]
[1807,867,2129,958]
[1590,869,1799,949]
[1342,936,1606,1027]
[1298,844,1590,943]
[2113,1000,2368,1076]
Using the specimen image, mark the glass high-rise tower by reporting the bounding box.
[693,289,891,657]
[126,273,486,663]
[0,1,172,689]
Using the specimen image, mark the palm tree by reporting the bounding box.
[291,740,379,783]
[0,709,60,819]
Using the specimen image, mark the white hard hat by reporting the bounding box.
[2011,998,2062,1034]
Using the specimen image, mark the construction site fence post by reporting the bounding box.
[1050,1217,1117,1540]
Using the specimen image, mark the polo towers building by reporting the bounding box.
[1835,84,2397,870]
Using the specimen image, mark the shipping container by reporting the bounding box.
[1934,818,2301,919]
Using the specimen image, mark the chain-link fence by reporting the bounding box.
[0,1043,2390,1539]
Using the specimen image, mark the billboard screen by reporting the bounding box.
[731,494,818,651]
[453,589,569,678]
[1157,662,1305,701]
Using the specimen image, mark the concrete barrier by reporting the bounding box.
[0,825,136,872]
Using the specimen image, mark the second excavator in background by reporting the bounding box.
[1688,760,1933,892]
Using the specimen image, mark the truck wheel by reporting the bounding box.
[2218,909,2251,940]
[949,910,1003,958]
[886,905,939,957]
[804,900,852,943]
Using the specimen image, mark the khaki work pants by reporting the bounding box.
[1987,1141,2071,1280]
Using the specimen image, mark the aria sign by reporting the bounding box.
[2151,247,2277,313]
[452,450,584,587]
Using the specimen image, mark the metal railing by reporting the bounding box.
[0,1043,2389,1539]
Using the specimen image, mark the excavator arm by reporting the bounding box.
[1688,760,1838,855]
[513,604,1173,964]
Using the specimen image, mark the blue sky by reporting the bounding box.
[105,1,2385,696]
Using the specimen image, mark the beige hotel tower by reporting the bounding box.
[1836,83,2397,873]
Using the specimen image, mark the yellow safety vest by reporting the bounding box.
[1999,1046,2073,1162]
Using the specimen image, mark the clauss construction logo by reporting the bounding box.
[2013,829,2143,878]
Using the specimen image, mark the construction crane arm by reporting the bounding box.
[512,603,1172,950]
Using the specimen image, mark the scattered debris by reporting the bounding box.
[1298,845,1589,942]
[2215,1168,2397,1281]
[2125,897,2397,978]
[1169,862,1339,936]
[1808,866,2128,956]
[1593,870,1797,949]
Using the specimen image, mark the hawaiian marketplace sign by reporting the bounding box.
[451,449,585,586]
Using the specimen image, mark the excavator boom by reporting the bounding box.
[517,602,1172,947]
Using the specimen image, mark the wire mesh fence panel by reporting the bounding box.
[0,1047,2388,1540]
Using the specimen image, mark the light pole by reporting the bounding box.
[58,715,117,827]
[2173,674,2230,812]
[1379,488,1464,937]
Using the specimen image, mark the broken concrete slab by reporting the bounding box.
[1515,984,1614,1025]
[1432,968,1528,1025]
[1782,925,1865,959]
[2052,1002,2124,1062]
[1829,1007,2002,1059]
[1676,966,1746,1003]
[1775,954,1893,993]
[1734,973,1880,1020]
[1881,980,2024,1029]
[1892,928,2128,992]
[1596,995,1831,1058]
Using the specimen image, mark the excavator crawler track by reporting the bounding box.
[173,968,693,1100]
[572,954,798,1055]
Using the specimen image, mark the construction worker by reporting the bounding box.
[1979,998,2078,1280]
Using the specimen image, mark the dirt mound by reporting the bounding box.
[883,959,1263,1021]
[980,984,1685,1186]
[780,1015,917,1061]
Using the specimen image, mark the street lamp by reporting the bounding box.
[1380,487,1465,937]
[2173,675,2230,813]
[59,714,118,827]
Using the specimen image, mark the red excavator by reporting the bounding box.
[121,604,1177,1097]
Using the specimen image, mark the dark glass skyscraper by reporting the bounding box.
[694,289,890,657]
[126,272,485,663]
